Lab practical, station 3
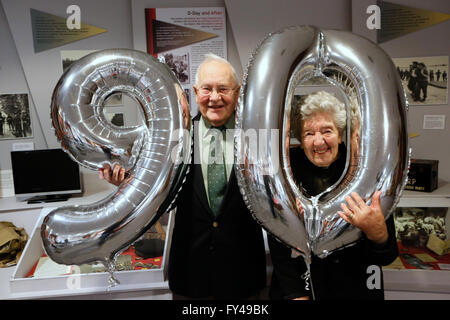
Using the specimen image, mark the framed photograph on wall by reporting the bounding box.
[393,56,448,106]
[0,93,33,140]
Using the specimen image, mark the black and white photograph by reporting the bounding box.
[290,94,305,146]
[163,52,190,84]
[0,93,33,139]
[393,56,448,106]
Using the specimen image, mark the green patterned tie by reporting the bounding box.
[207,128,227,216]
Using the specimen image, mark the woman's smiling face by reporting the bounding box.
[300,111,343,167]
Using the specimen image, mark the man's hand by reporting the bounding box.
[338,191,388,245]
[98,163,126,186]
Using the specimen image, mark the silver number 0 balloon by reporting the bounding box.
[41,49,192,274]
[235,26,409,263]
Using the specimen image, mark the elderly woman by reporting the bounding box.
[268,91,398,300]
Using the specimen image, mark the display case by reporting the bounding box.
[8,207,174,299]
[383,182,450,299]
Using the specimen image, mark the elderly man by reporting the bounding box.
[100,54,266,299]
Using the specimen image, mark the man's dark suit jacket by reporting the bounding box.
[168,114,266,299]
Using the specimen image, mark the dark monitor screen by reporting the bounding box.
[11,148,82,201]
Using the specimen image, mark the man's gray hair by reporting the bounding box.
[195,53,239,86]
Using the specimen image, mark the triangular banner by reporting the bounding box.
[30,8,107,53]
[150,19,218,54]
[377,1,450,43]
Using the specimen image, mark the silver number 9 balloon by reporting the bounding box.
[235,26,409,263]
[41,49,192,275]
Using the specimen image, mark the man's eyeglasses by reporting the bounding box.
[197,86,238,97]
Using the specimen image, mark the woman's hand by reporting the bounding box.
[338,191,388,245]
[98,163,126,186]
